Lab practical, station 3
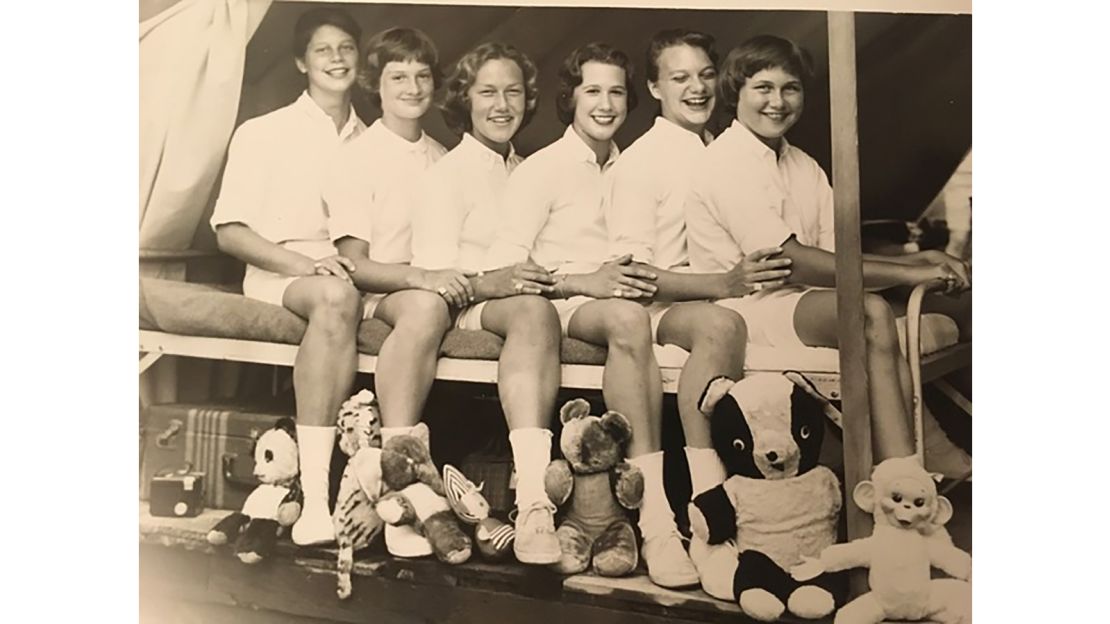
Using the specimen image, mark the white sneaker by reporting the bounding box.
[641,531,699,589]
[385,523,433,558]
[292,501,335,546]
[512,502,560,565]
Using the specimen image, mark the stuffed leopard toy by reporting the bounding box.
[333,389,385,599]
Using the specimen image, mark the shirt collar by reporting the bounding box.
[559,124,620,168]
[727,118,791,161]
[651,116,711,149]
[295,90,363,141]
[459,132,518,170]
[369,118,431,155]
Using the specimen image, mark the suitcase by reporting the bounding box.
[140,403,293,511]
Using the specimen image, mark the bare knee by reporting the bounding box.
[689,307,747,351]
[393,291,451,335]
[507,296,560,342]
[603,302,653,356]
[307,279,361,328]
[862,294,898,351]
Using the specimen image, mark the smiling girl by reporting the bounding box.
[606,30,804,542]
[685,35,971,478]
[323,27,458,558]
[209,8,366,547]
[485,42,701,588]
[410,42,563,565]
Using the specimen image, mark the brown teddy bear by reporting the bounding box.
[544,399,643,576]
[374,423,472,565]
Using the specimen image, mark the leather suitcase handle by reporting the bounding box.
[222,454,259,489]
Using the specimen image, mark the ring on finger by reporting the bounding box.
[514,282,523,292]
[436,287,447,296]
[612,288,623,297]
[751,282,764,292]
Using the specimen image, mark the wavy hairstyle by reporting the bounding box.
[439,42,540,136]
[718,35,815,120]
[357,27,441,107]
[554,42,638,126]
[291,7,362,59]
[644,28,718,83]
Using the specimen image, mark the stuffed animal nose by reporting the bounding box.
[766,451,779,462]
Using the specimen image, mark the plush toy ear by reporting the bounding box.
[932,495,954,527]
[560,398,592,424]
[274,417,298,441]
[784,371,843,427]
[600,411,634,445]
[929,471,945,485]
[698,376,736,416]
[410,422,431,447]
[852,480,878,513]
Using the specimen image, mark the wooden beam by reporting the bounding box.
[827,11,874,551]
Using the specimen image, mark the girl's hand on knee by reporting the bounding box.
[419,269,473,307]
[726,247,791,296]
[311,255,355,284]
[582,254,657,299]
[481,263,556,298]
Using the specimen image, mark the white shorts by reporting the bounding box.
[644,301,673,343]
[551,296,594,335]
[454,301,489,331]
[241,239,379,320]
[715,286,815,349]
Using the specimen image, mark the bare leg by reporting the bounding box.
[793,291,915,460]
[372,290,451,428]
[283,276,362,426]
[283,276,362,545]
[567,299,662,456]
[480,295,561,430]
[656,302,747,449]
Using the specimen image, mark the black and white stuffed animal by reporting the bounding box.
[206,417,303,564]
[688,372,845,622]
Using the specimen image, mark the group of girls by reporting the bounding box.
[210,7,971,589]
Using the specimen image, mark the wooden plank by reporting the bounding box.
[827,11,874,598]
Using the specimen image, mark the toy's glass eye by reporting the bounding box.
[799,426,811,439]
[732,439,746,451]
[914,498,926,507]
[264,449,274,462]
[892,493,903,503]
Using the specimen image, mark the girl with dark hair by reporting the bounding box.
[485,42,699,589]
[323,27,459,559]
[209,7,365,547]
[686,34,972,479]
[410,42,563,566]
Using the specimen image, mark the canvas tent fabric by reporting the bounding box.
[139,0,273,276]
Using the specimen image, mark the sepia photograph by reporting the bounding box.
[136,1,975,621]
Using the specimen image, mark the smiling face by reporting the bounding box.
[571,61,629,150]
[735,65,804,150]
[649,44,718,134]
[468,57,526,153]
[379,59,435,123]
[296,24,358,96]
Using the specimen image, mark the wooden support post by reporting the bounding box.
[827,10,874,554]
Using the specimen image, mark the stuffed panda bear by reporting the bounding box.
[207,417,303,564]
[687,371,846,622]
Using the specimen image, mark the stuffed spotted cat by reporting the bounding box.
[332,390,385,600]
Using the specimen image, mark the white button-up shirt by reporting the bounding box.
[485,125,620,274]
[607,116,709,270]
[411,133,523,273]
[211,91,365,244]
[686,119,835,273]
[324,119,447,264]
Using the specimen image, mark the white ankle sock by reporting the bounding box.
[684,447,726,497]
[296,425,336,511]
[629,451,676,541]
[509,427,553,508]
